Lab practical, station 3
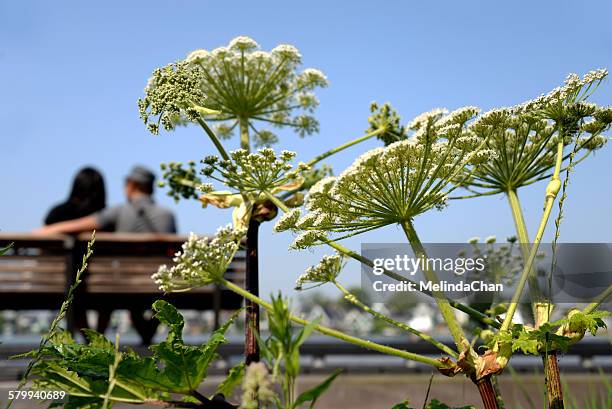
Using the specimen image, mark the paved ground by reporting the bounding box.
[0,373,607,409]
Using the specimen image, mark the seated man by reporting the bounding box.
[39,166,177,343]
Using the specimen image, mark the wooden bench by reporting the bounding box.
[0,232,245,343]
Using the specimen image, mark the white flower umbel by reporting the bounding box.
[461,70,612,196]
[152,225,246,292]
[295,253,344,290]
[294,107,492,242]
[140,36,328,149]
[202,148,309,198]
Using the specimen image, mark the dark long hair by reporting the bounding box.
[68,167,106,214]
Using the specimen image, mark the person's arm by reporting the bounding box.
[33,215,100,234]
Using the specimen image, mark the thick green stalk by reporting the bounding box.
[507,187,564,409]
[239,117,250,151]
[506,188,548,323]
[263,190,501,329]
[500,142,564,332]
[196,118,231,161]
[506,189,530,255]
[306,128,384,167]
[400,219,468,349]
[333,279,458,358]
[220,278,445,367]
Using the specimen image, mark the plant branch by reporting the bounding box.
[219,279,446,367]
[584,284,612,314]
[306,128,384,167]
[332,279,458,358]
[400,219,468,349]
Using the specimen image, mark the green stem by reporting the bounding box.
[400,219,468,349]
[584,284,612,314]
[239,117,250,152]
[506,188,544,323]
[263,190,501,330]
[220,279,444,367]
[500,142,564,332]
[506,189,530,252]
[196,118,231,161]
[333,279,458,358]
[306,128,384,167]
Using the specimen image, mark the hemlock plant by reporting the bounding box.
[20,36,612,409]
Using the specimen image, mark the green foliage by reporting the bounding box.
[487,309,608,359]
[25,301,240,408]
[254,294,341,409]
[561,310,609,336]
[159,161,207,202]
[7,234,95,409]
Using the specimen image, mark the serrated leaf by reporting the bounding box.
[82,329,114,350]
[152,300,184,343]
[391,402,413,409]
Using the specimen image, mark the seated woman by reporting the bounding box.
[43,167,109,334]
[45,167,106,225]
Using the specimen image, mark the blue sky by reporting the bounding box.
[1,1,611,298]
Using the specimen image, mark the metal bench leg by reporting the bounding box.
[130,308,159,345]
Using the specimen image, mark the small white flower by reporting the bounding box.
[295,253,344,290]
[273,208,301,232]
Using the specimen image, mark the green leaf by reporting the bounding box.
[390,403,413,409]
[512,331,540,355]
[148,302,240,393]
[293,369,342,409]
[295,316,321,348]
[570,310,609,335]
[82,329,114,350]
[152,300,185,343]
[215,362,246,398]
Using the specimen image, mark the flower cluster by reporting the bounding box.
[366,102,407,145]
[295,253,344,290]
[239,362,275,409]
[141,36,328,147]
[201,148,309,197]
[159,161,213,202]
[282,107,496,243]
[460,70,611,195]
[138,61,209,134]
[152,225,245,292]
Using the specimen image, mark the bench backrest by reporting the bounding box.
[0,232,245,298]
[0,234,69,294]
